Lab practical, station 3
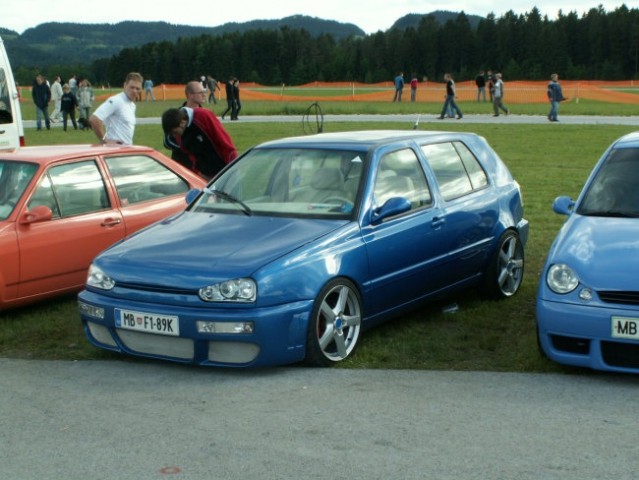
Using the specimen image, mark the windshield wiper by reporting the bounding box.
[204,187,252,216]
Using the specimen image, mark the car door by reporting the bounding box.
[17,158,125,298]
[420,141,497,281]
[361,146,451,315]
[103,153,192,235]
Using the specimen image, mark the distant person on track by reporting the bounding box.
[392,72,404,102]
[547,73,566,122]
[438,73,463,120]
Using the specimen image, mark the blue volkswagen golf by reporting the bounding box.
[78,130,528,367]
[537,131,639,373]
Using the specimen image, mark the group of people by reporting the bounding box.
[391,70,565,121]
[31,74,95,131]
[77,72,238,179]
[437,70,565,120]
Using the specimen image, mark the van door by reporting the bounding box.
[0,36,25,150]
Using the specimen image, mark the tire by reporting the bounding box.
[304,278,363,367]
[482,230,524,298]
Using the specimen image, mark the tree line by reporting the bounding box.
[17,5,639,87]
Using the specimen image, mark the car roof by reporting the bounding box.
[256,130,477,149]
[0,144,159,164]
[614,131,639,148]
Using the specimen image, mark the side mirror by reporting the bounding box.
[19,205,53,225]
[185,188,201,205]
[371,197,411,225]
[552,196,575,215]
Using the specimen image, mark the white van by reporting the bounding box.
[0,36,25,150]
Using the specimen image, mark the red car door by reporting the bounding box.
[16,158,125,299]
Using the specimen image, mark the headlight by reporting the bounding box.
[199,278,256,302]
[86,264,115,290]
[546,263,579,294]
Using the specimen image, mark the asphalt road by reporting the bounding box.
[24,113,639,129]
[2,358,639,480]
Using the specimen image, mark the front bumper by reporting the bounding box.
[537,298,639,373]
[78,290,313,367]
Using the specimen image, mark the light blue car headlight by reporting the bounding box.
[199,278,256,302]
[546,263,579,294]
[86,264,115,291]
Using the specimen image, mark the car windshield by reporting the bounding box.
[578,147,639,218]
[0,160,38,220]
[191,147,365,219]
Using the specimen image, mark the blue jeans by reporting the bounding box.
[548,101,559,121]
[35,106,51,130]
[441,95,462,118]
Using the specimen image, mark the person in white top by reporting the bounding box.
[89,72,143,145]
[50,75,63,122]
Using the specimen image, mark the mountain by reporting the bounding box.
[2,16,364,68]
[2,11,483,68]
[391,11,484,30]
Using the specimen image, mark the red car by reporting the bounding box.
[0,144,206,310]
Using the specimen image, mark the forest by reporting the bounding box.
[12,5,639,86]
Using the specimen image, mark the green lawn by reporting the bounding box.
[1,103,637,372]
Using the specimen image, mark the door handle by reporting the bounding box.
[431,216,446,229]
[101,218,122,227]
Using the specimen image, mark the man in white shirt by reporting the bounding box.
[89,72,143,145]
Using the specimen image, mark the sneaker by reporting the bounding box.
[457,115,463,119]
[493,114,499,117]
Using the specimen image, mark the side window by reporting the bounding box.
[105,155,189,205]
[374,148,432,209]
[0,67,12,124]
[422,142,486,201]
[31,160,109,217]
[454,141,488,190]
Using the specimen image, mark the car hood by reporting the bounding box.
[550,215,639,288]
[97,211,347,286]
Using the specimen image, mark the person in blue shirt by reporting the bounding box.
[392,72,404,102]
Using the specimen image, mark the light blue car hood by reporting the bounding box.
[550,215,639,289]
[97,211,347,286]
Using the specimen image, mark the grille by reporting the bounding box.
[601,341,639,369]
[116,282,196,295]
[598,291,639,306]
[116,329,194,360]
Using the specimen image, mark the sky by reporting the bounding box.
[2,0,632,35]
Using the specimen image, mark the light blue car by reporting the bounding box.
[537,131,639,373]
[78,130,528,367]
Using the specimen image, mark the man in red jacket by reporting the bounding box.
[162,107,237,179]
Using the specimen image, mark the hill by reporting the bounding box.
[391,10,484,30]
[2,11,483,68]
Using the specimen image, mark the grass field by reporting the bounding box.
[1,98,638,372]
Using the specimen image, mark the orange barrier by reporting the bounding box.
[89,80,639,104]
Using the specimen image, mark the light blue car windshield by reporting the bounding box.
[192,147,365,219]
[0,161,38,220]
[578,147,639,218]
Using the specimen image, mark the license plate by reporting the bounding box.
[115,309,180,336]
[611,316,639,340]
